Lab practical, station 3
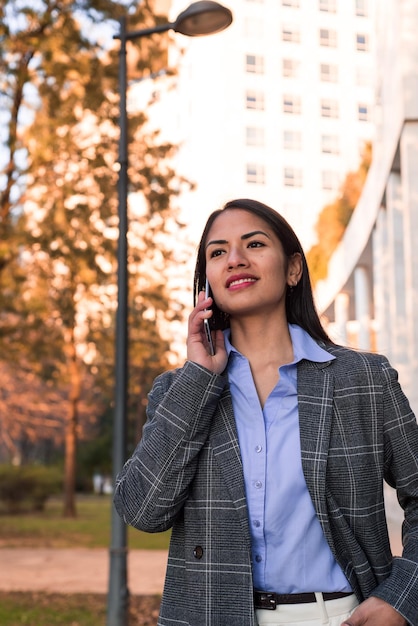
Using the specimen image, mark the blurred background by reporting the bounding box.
[0,0,415,622]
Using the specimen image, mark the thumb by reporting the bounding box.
[341,617,362,626]
[340,603,364,626]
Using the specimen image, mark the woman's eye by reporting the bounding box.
[248,240,265,248]
[210,249,224,258]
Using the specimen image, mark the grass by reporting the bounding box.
[0,494,167,625]
[0,592,107,626]
[0,494,171,550]
[0,592,161,626]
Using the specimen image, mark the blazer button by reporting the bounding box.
[193,546,204,559]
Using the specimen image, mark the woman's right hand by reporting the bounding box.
[186,291,228,374]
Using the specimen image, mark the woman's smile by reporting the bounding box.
[226,274,258,290]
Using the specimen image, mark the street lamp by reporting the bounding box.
[107,3,233,625]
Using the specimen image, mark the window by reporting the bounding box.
[356,33,369,51]
[246,126,265,147]
[282,0,300,6]
[322,170,339,191]
[282,26,300,43]
[319,0,336,12]
[358,103,370,121]
[283,94,301,114]
[283,130,302,150]
[321,98,339,118]
[355,0,367,16]
[321,134,339,154]
[247,163,265,184]
[246,54,264,73]
[282,58,300,78]
[246,90,265,110]
[319,28,337,47]
[284,167,303,187]
[320,63,338,82]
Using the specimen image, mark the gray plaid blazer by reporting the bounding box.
[114,343,418,626]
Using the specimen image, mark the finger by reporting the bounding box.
[190,292,213,326]
[197,289,212,308]
[189,306,212,331]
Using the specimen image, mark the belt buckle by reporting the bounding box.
[257,592,276,610]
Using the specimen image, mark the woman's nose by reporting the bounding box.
[227,247,248,269]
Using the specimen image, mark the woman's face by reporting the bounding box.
[204,209,301,321]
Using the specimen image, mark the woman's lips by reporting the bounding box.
[226,276,257,289]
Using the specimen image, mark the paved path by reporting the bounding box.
[0,486,404,596]
[0,525,403,597]
[0,548,168,595]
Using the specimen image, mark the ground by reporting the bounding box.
[0,591,161,626]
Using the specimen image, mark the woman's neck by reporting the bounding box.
[229,314,294,407]
[229,314,294,367]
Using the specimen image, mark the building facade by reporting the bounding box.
[315,0,418,413]
[143,1,418,416]
[165,0,376,249]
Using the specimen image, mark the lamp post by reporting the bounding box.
[107,3,232,625]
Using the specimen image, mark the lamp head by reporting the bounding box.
[174,1,233,37]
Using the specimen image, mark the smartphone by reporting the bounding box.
[204,278,215,356]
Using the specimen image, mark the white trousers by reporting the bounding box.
[256,592,359,626]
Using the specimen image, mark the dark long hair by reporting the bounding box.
[193,198,332,344]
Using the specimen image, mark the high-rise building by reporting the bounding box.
[313,0,418,415]
[160,0,376,250]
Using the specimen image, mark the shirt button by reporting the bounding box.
[255,445,262,453]
[253,520,261,528]
[254,480,262,489]
[255,554,262,563]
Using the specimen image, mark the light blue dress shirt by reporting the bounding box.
[224,324,352,593]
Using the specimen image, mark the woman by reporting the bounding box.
[114,199,418,626]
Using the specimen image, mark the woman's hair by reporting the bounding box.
[193,198,332,344]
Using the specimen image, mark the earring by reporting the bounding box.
[288,281,297,296]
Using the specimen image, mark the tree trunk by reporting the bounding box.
[63,326,81,518]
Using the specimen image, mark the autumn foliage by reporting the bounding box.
[0,0,190,515]
[307,143,372,284]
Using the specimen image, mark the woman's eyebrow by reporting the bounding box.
[205,238,228,249]
[206,230,271,249]
[241,230,271,240]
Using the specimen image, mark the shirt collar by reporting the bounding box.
[224,323,334,365]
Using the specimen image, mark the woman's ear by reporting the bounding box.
[287,253,303,286]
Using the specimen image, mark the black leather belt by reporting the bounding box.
[254,590,354,610]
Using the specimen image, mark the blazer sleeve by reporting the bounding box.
[372,357,418,623]
[113,360,228,533]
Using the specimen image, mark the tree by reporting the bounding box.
[307,143,372,284]
[0,0,190,515]
[0,360,99,466]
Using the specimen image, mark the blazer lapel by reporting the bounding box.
[211,387,252,548]
[298,359,334,544]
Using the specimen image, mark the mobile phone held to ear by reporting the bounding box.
[204,278,215,356]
